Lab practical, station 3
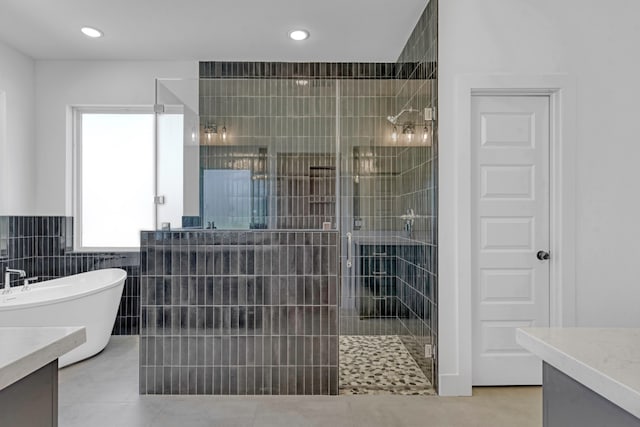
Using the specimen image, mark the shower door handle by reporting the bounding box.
[346,232,353,268]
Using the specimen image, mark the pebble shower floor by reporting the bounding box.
[339,335,435,395]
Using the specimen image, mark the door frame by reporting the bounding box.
[438,75,577,396]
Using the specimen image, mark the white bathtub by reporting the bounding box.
[0,268,126,367]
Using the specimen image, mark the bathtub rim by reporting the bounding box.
[0,268,127,312]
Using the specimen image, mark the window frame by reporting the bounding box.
[72,106,156,252]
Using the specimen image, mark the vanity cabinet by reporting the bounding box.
[356,244,397,318]
[517,328,640,427]
[0,361,58,427]
[0,327,85,427]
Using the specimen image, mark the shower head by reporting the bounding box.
[386,107,419,125]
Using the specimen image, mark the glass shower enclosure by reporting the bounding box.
[153,71,437,394]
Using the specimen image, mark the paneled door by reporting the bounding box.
[471,95,550,385]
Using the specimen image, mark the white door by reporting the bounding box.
[471,95,550,385]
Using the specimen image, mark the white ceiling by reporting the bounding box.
[0,0,428,61]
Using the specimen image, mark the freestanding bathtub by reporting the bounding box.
[0,268,126,367]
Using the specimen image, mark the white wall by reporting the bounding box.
[34,60,198,215]
[0,40,36,215]
[439,0,640,395]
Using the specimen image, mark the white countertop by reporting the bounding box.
[517,328,640,419]
[0,327,86,391]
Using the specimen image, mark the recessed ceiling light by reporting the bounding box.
[288,29,309,41]
[81,27,103,38]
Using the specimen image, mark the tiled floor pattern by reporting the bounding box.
[58,337,542,427]
[339,335,434,395]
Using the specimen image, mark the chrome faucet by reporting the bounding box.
[400,208,416,236]
[4,268,26,293]
[22,276,39,292]
[399,208,430,238]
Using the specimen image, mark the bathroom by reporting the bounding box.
[2,0,640,426]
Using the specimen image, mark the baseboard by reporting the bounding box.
[438,373,472,396]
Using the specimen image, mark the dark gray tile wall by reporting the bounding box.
[196,46,437,391]
[198,62,412,233]
[199,62,402,80]
[0,216,36,287]
[198,77,338,230]
[394,0,438,388]
[275,154,336,230]
[139,230,340,395]
[0,216,140,335]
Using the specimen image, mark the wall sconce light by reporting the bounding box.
[203,123,229,143]
[402,123,415,143]
[422,123,432,146]
[388,107,435,145]
[203,123,217,143]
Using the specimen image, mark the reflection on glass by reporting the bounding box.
[202,170,251,229]
[199,146,268,229]
[156,77,431,232]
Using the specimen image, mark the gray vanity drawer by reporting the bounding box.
[361,256,396,277]
[356,244,398,318]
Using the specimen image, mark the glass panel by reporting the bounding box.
[157,112,184,228]
[154,65,437,391]
[156,77,338,231]
[155,79,200,229]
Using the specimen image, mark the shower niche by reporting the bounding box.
[276,153,336,229]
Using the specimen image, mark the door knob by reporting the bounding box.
[536,250,550,261]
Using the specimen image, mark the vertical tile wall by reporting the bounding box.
[197,63,412,234]
[198,56,438,389]
[198,73,338,230]
[139,230,339,395]
[342,86,399,233]
[394,0,439,387]
[275,153,336,229]
[0,216,140,335]
[0,216,35,287]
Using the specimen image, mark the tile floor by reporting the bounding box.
[339,335,434,395]
[58,336,542,427]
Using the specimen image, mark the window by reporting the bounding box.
[74,108,155,251]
